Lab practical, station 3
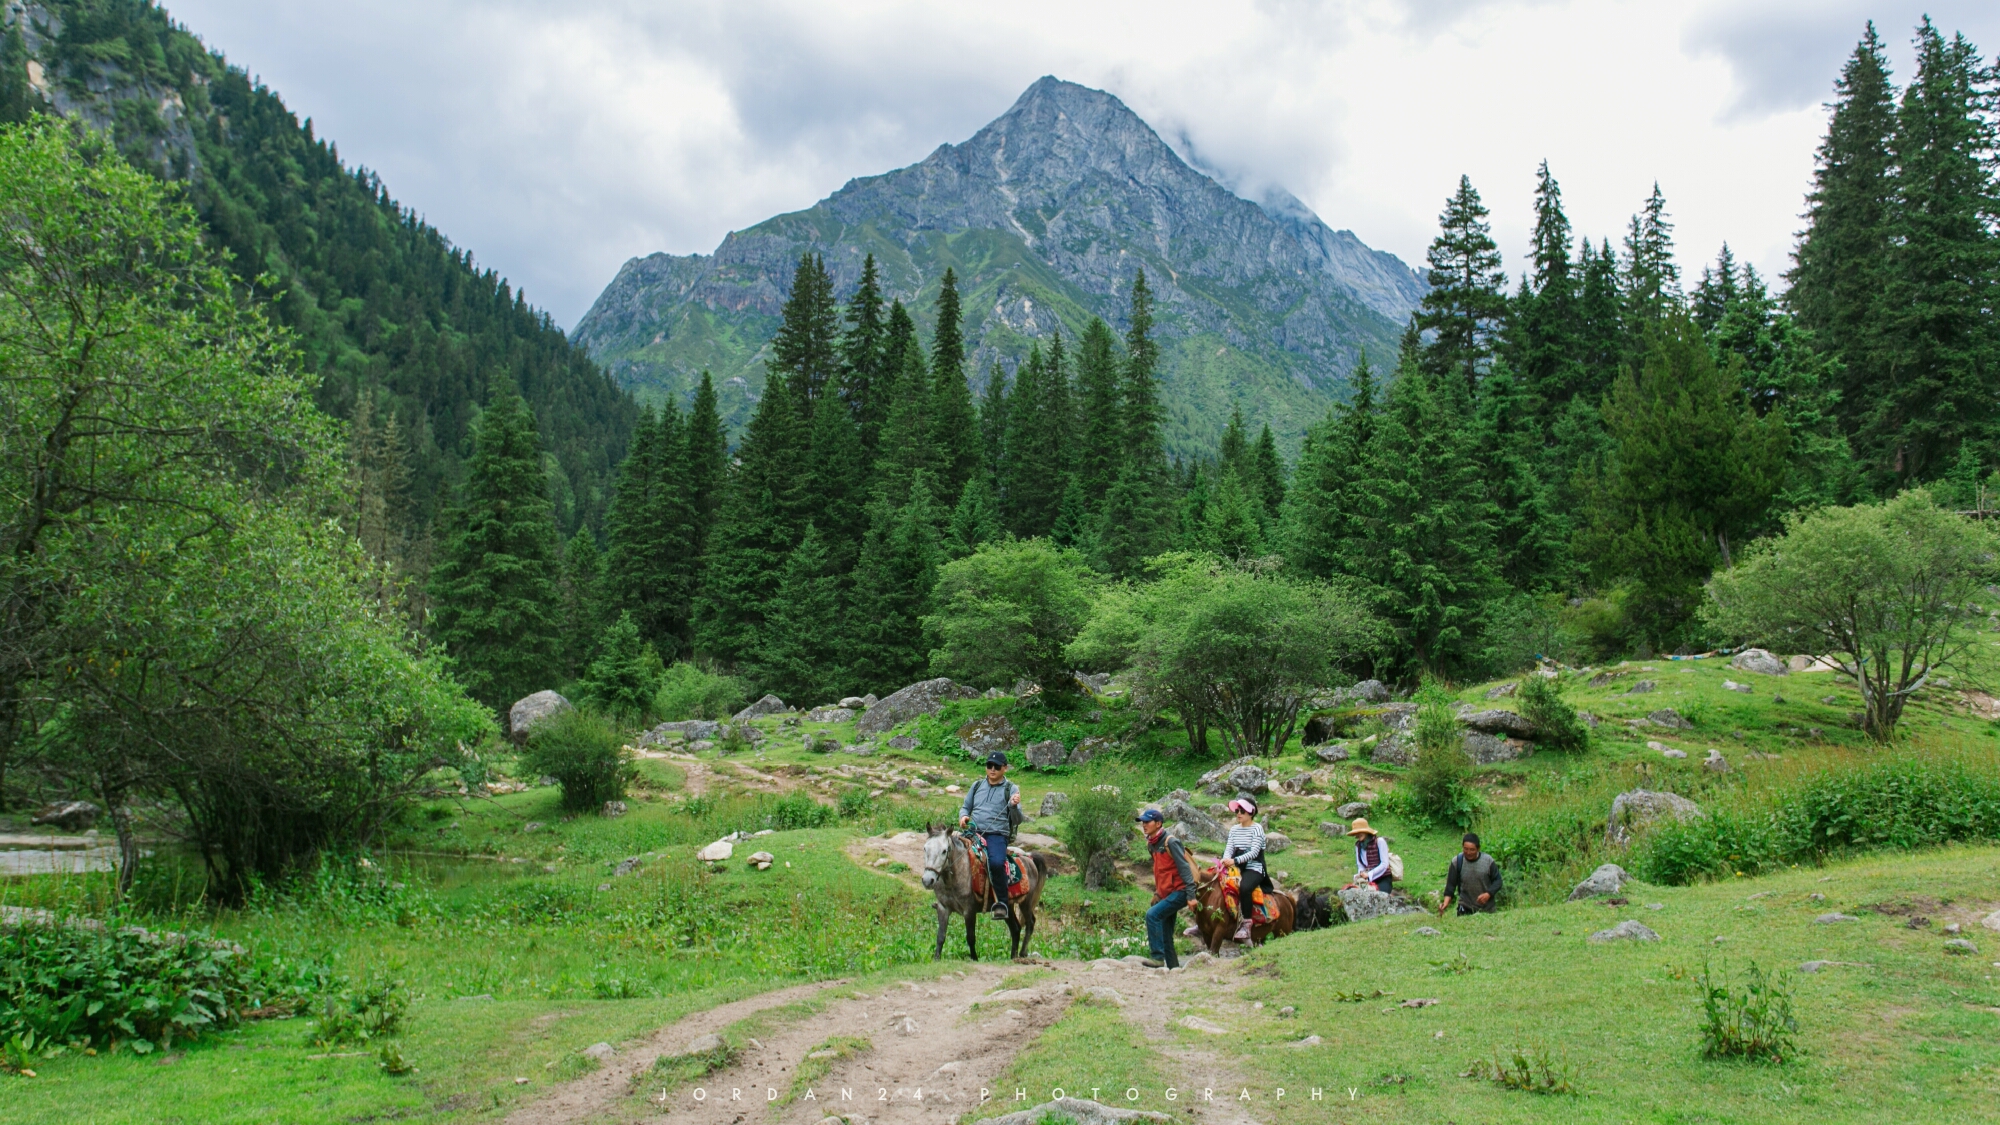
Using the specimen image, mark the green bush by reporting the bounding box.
[307,978,407,1048]
[1405,683,1482,827]
[653,661,749,721]
[1517,675,1590,753]
[0,918,299,1052]
[577,612,666,720]
[741,792,836,832]
[1059,786,1133,890]
[523,709,634,811]
[1697,961,1798,1063]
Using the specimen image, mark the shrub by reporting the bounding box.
[1517,675,1590,753]
[925,538,1097,696]
[745,792,836,832]
[1464,1044,1578,1094]
[308,979,407,1048]
[577,612,666,720]
[1405,683,1482,827]
[1059,786,1133,890]
[653,661,748,721]
[837,786,872,819]
[1696,961,1797,1062]
[523,709,633,811]
[0,918,299,1052]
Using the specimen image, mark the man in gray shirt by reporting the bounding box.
[959,752,1021,921]
[1439,832,1501,916]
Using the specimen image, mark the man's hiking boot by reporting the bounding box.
[1140,958,1165,969]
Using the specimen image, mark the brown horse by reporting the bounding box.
[1188,868,1296,954]
[920,824,1049,961]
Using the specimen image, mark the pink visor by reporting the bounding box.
[1227,799,1257,815]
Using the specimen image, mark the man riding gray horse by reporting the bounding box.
[958,751,1022,920]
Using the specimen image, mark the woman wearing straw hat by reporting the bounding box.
[1344,818,1394,893]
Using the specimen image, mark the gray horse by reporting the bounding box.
[921,823,1047,961]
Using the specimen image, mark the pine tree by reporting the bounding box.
[1415,175,1508,387]
[1692,244,1740,333]
[1281,354,1377,577]
[930,269,982,499]
[1001,336,1075,537]
[686,371,727,551]
[748,524,851,703]
[848,474,944,690]
[601,404,699,655]
[1473,361,1566,591]
[1868,18,2000,485]
[1218,405,1250,473]
[1050,474,1092,549]
[804,383,869,568]
[947,475,1005,559]
[1575,239,1626,400]
[558,528,604,677]
[691,369,809,663]
[1251,424,1285,519]
[1621,184,1683,338]
[1508,161,1586,412]
[1202,466,1266,558]
[427,383,564,709]
[1122,270,1164,466]
[875,334,942,505]
[979,363,1009,482]
[1789,23,1898,433]
[1074,317,1124,500]
[1094,272,1171,576]
[841,254,891,452]
[772,253,841,405]
[577,610,665,719]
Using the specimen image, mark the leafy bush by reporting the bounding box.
[0,918,298,1052]
[838,786,873,819]
[1405,683,1482,827]
[308,979,407,1048]
[925,538,1097,695]
[1517,675,1590,753]
[741,792,836,833]
[523,709,634,811]
[1464,1044,1578,1094]
[1697,961,1797,1062]
[1059,786,1133,890]
[654,661,748,721]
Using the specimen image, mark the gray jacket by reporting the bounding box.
[961,777,1019,834]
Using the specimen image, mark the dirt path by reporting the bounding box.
[508,952,1278,1125]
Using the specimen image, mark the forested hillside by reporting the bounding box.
[2,0,637,567]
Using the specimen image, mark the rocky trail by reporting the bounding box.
[505,953,1272,1125]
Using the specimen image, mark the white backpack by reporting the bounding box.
[1388,846,1405,881]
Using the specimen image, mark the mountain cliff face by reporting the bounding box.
[574,77,1425,455]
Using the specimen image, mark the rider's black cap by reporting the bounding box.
[984,751,1008,769]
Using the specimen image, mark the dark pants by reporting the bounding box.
[1367,875,1394,893]
[980,832,1010,911]
[1237,867,1272,920]
[1145,890,1187,967]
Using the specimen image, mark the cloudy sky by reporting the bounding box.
[160,0,1999,328]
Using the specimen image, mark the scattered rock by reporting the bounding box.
[1311,743,1350,763]
[29,801,101,832]
[1338,887,1422,922]
[1278,771,1315,795]
[1085,987,1126,1005]
[886,736,919,751]
[1197,758,1272,796]
[1587,671,1621,688]
[1815,912,1858,924]
[678,1033,724,1057]
[1484,682,1519,699]
[891,1016,919,1035]
[1569,863,1629,900]
[803,731,840,753]
[748,851,774,870]
[1413,926,1442,937]
[612,857,643,877]
[1291,1035,1323,1047]
[1982,909,2000,932]
[1398,997,1441,1008]
[696,839,734,863]
[1068,735,1114,766]
[1024,739,1067,769]
[839,696,867,709]
[600,800,627,818]
[582,1042,615,1061]
[1589,920,1660,943]
[1461,709,1536,738]
[1337,801,1372,819]
[977,1098,1171,1125]
[1178,1016,1228,1035]
[1944,939,1979,955]
[1730,648,1787,676]
[855,678,981,735]
[1703,749,1730,773]
[1648,709,1694,729]
[1318,821,1347,837]
[1624,680,1657,695]
[1039,792,1069,817]
[733,693,789,720]
[507,691,572,744]
[957,713,1019,760]
[1578,711,1600,729]
[1264,832,1291,854]
[805,706,856,723]
[1723,680,1752,693]
[596,883,612,892]
[1607,790,1703,847]
[1462,730,1532,764]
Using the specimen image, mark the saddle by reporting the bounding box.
[962,836,1030,901]
[1216,862,1274,922]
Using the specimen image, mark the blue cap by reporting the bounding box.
[984,751,1008,769]
[1137,808,1165,823]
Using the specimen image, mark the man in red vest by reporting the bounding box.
[1138,808,1195,969]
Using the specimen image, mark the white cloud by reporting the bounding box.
[160,0,2000,325]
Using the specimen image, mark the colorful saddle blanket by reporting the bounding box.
[967,842,1031,900]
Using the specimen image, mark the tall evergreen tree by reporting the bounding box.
[1218,406,1250,473]
[1473,362,1566,591]
[848,474,944,690]
[803,383,870,568]
[1282,354,1377,577]
[947,475,1005,560]
[1202,465,1266,559]
[601,404,698,654]
[1074,317,1124,500]
[771,253,841,405]
[427,383,564,709]
[841,254,891,452]
[979,363,1010,482]
[1122,270,1164,466]
[1251,424,1286,519]
[1575,239,1626,399]
[1415,175,1508,387]
[1789,22,1898,430]
[1621,184,1683,336]
[1001,335,1075,537]
[686,371,727,551]
[558,528,604,678]
[691,370,809,663]
[1050,475,1092,550]
[1867,19,2000,485]
[930,269,982,499]
[876,335,942,505]
[1508,161,1586,410]
[1095,272,1171,576]
[749,524,851,703]
[1692,244,1741,333]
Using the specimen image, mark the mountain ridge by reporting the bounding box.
[574,76,1425,456]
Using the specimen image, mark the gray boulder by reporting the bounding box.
[957,713,1019,760]
[1463,731,1532,764]
[855,678,981,735]
[1370,733,1412,765]
[1342,679,1392,704]
[1730,648,1787,676]
[600,800,628,819]
[1648,709,1694,730]
[1039,791,1069,817]
[861,693,879,706]
[1337,887,1421,923]
[1624,680,1657,695]
[1319,821,1347,837]
[805,706,856,723]
[1703,749,1730,773]
[508,690,573,745]
[30,800,101,832]
[1278,771,1315,795]
[1722,680,1752,694]
[1264,831,1291,854]
[1068,735,1114,765]
[1589,920,1660,943]
[1607,789,1704,847]
[1024,739,1067,769]
[1225,765,1270,795]
[640,719,720,745]
[613,857,643,877]
[1312,743,1350,763]
[804,731,840,753]
[1815,912,1858,924]
[1158,797,1227,843]
[1944,938,1979,954]
[734,694,789,720]
[838,696,867,709]
[1073,671,1113,693]
[1569,863,1628,900]
[885,735,919,751]
[1484,681,1519,699]
[1197,757,1267,796]
[1461,709,1536,738]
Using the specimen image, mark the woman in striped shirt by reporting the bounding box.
[1221,797,1272,943]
